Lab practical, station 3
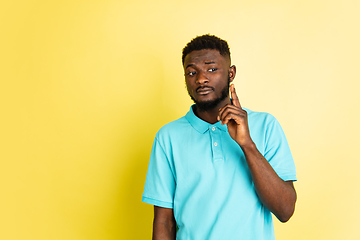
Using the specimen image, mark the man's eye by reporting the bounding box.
[187,71,196,76]
[208,68,217,72]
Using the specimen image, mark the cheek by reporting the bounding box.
[185,83,192,95]
[185,80,194,91]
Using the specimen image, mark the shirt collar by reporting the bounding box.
[185,105,228,134]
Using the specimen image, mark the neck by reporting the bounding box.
[194,97,231,124]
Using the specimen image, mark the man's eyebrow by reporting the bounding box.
[185,64,194,69]
[185,61,216,69]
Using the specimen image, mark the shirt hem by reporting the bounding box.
[142,196,174,209]
[280,175,297,181]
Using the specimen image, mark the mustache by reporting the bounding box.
[196,86,214,92]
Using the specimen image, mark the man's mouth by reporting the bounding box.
[196,87,214,95]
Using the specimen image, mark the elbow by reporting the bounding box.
[276,203,295,223]
[277,191,297,223]
[278,211,293,223]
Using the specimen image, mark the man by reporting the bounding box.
[142,34,297,240]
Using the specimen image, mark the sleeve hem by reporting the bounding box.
[142,196,174,209]
[279,175,297,181]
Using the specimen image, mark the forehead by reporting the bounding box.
[183,49,229,68]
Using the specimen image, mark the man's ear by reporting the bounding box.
[229,65,236,82]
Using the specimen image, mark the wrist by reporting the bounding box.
[239,140,256,152]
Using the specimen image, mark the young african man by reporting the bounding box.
[142,34,297,240]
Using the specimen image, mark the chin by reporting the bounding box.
[195,99,222,112]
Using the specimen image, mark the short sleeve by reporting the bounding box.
[142,136,176,208]
[264,117,297,181]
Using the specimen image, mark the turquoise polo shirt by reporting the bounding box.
[142,105,297,240]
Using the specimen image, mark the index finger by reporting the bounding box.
[230,84,241,108]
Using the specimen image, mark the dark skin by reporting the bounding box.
[153,207,176,240]
[153,49,297,240]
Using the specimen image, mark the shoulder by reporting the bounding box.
[243,108,285,144]
[155,116,190,141]
[243,107,278,126]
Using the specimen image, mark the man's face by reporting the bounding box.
[183,49,235,111]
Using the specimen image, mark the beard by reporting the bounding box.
[188,78,230,112]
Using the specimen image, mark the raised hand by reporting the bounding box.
[219,85,297,223]
[217,84,253,147]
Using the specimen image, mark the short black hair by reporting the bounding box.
[182,34,230,65]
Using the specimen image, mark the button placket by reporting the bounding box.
[209,126,223,162]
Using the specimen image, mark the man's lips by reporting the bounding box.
[196,87,214,95]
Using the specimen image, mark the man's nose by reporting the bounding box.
[196,71,209,84]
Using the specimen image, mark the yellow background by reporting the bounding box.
[1,0,359,239]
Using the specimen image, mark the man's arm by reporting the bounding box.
[240,143,296,222]
[153,206,176,240]
[218,84,297,222]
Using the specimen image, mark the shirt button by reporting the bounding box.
[212,127,216,131]
[214,142,218,146]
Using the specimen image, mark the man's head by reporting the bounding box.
[182,34,231,65]
[182,34,235,112]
